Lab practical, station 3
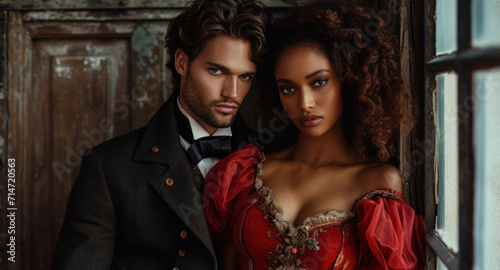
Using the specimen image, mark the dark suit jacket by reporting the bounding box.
[52,95,256,270]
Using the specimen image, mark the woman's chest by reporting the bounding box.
[229,189,360,270]
[260,169,360,226]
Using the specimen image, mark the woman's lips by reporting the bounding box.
[299,115,323,127]
[214,103,238,114]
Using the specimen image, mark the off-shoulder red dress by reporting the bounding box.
[204,145,426,270]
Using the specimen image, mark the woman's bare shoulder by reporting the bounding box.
[356,162,403,194]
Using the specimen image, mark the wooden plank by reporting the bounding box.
[7,11,33,270]
[423,0,438,269]
[1,0,297,10]
[0,9,8,270]
[23,9,182,21]
[130,22,170,128]
[400,0,426,215]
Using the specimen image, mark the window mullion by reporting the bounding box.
[457,0,475,270]
[460,47,500,69]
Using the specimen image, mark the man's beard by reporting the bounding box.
[181,70,240,128]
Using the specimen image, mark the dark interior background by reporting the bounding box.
[0,0,424,269]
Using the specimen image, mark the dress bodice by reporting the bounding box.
[204,145,425,270]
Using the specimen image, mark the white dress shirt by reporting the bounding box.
[177,97,232,178]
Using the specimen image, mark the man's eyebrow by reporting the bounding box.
[305,69,330,79]
[206,62,229,71]
[206,61,256,75]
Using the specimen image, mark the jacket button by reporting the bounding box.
[151,146,159,153]
[173,268,180,270]
[165,178,174,186]
[180,230,187,238]
[178,249,186,257]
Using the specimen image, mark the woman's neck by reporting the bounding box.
[290,123,358,167]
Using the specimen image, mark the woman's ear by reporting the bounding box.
[174,49,189,76]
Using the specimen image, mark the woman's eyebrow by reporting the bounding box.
[276,78,293,83]
[305,69,330,79]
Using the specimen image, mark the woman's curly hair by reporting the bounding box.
[264,0,415,162]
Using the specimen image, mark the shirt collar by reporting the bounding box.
[176,97,232,140]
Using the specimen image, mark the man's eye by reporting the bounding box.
[209,68,222,74]
[280,86,295,94]
[240,74,254,81]
[313,78,328,87]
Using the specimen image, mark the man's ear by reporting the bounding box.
[174,49,189,76]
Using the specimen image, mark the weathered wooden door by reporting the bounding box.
[3,9,173,269]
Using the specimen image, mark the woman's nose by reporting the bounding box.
[299,89,315,111]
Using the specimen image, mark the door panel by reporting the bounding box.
[32,38,130,266]
[5,11,170,269]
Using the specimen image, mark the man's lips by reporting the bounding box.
[299,114,323,127]
[214,103,238,114]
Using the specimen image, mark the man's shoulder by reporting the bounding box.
[90,126,147,158]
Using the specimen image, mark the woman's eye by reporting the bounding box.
[280,86,295,94]
[209,68,222,74]
[312,78,328,87]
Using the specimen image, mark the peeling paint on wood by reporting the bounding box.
[1,0,297,10]
[23,9,183,21]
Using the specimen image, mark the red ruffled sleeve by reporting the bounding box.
[203,144,262,234]
[356,194,426,270]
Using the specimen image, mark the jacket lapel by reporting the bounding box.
[132,95,215,257]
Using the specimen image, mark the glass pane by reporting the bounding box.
[474,68,500,270]
[473,0,500,47]
[436,0,457,54]
[436,73,459,255]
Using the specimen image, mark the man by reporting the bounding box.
[52,1,271,269]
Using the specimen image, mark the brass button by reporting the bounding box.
[151,146,159,153]
[180,230,187,238]
[178,249,186,257]
[165,178,174,186]
[173,268,180,270]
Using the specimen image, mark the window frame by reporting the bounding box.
[424,0,500,269]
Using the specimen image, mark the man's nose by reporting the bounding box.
[222,76,238,99]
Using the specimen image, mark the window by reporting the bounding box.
[424,0,500,269]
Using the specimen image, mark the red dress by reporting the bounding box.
[204,145,426,270]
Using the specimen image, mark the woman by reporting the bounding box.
[204,0,426,269]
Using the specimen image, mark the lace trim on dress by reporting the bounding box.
[252,155,403,269]
[254,156,357,269]
[356,188,402,204]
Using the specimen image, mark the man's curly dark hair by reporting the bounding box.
[264,0,416,162]
[164,0,272,90]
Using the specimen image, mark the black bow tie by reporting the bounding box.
[175,99,233,164]
[186,136,232,164]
